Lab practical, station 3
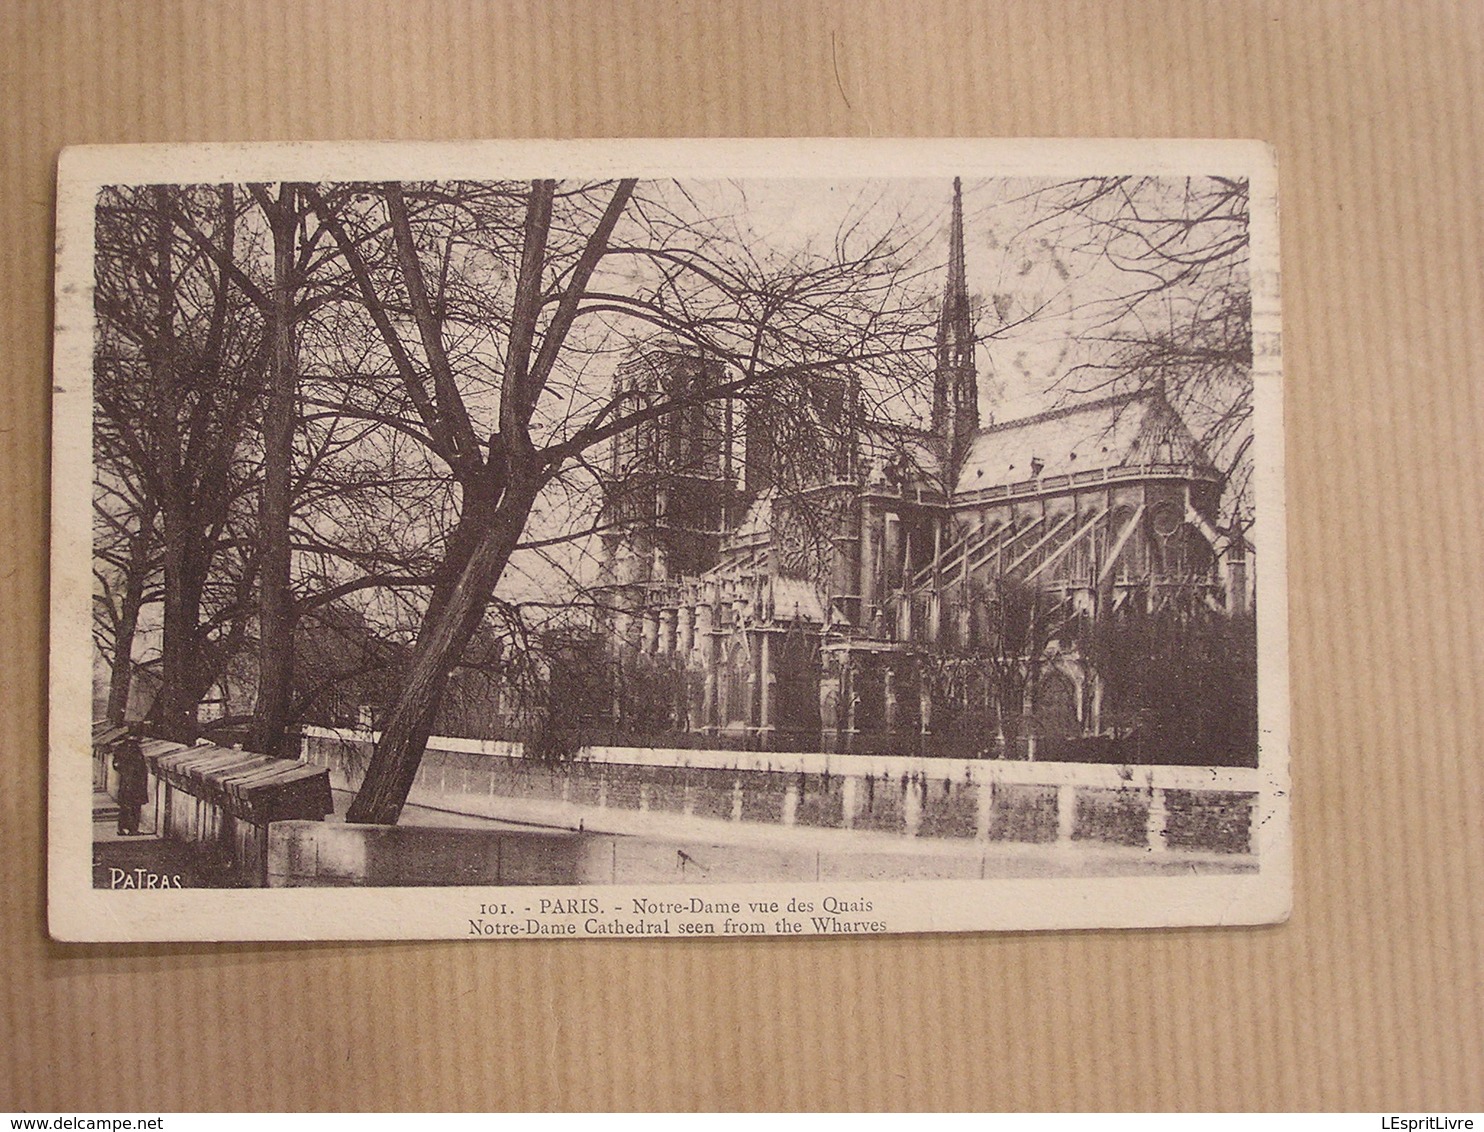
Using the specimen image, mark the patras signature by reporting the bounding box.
[109,868,182,889]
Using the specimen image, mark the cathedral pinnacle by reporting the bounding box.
[932,177,979,486]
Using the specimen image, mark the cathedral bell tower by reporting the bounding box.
[930,177,979,490]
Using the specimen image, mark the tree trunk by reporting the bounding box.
[152,543,208,741]
[251,185,299,757]
[143,185,201,743]
[105,518,153,723]
[346,470,543,824]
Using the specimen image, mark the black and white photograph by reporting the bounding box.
[51,139,1288,939]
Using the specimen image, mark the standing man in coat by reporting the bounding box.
[112,726,149,836]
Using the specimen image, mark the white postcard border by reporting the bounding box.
[50,137,1289,942]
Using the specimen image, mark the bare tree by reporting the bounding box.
[92,455,159,723]
[988,175,1254,523]
[923,576,1070,758]
[283,178,940,822]
[95,176,965,809]
[170,180,466,750]
[93,184,268,739]
[958,177,1257,762]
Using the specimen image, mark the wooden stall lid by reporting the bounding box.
[151,746,334,824]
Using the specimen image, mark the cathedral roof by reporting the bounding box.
[956,385,1215,494]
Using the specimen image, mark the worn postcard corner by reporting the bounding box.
[50,137,1288,942]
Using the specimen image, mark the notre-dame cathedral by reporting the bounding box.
[597,180,1253,761]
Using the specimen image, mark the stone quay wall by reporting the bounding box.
[300,727,1261,856]
[266,821,618,888]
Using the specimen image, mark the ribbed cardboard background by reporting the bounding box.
[3,0,1481,1112]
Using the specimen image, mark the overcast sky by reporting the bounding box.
[663,175,1217,423]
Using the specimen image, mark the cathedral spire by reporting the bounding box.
[932,177,979,485]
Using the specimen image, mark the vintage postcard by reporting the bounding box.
[50,138,1288,941]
